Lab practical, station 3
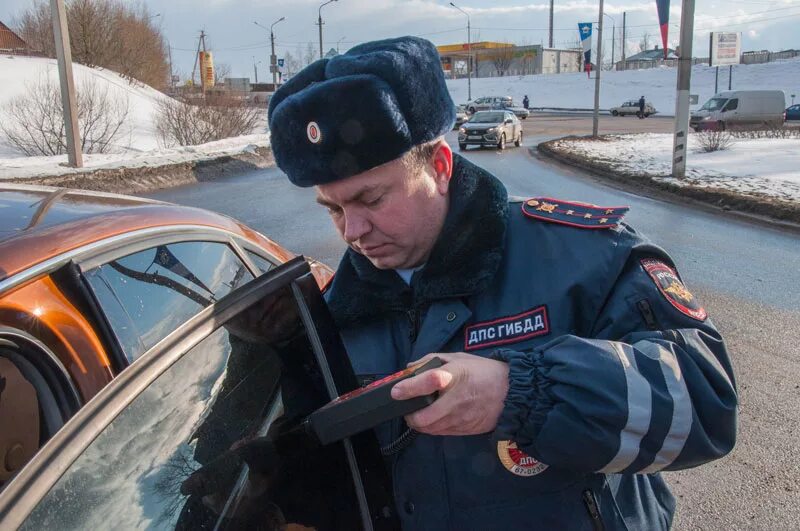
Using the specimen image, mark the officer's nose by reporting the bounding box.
[343,210,371,244]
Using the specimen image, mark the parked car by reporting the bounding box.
[609,100,657,117]
[464,96,529,119]
[465,96,512,114]
[458,110,522,150]
[784,104,800,121]
[454,107,469,129]
[690,90,786,131]
[0,185,404,529]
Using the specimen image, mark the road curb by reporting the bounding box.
[0,147,275,195]
[536,136,800,227]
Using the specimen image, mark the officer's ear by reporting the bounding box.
[430,139,452,195]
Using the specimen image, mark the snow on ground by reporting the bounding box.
[0,54,268,179]
[446,57,800,116]
[550,133,800,203]
[0,133,270,180]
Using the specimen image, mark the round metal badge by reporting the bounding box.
[497,440,548,477]
[307,121,322,144]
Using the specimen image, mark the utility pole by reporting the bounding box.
[549,0,554,48]
[50,0,82,168]
[450,2,471,101]
[728,64,732,90]
[621,11,626,70]
[253,56,259,83]
[317,0,338,60]
[592,0,604,137]
[671,0,696,179]
[271,17,285,86]
[168,41,175,90]
[611,22,615,69]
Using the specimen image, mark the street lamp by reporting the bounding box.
[337,36,346,54]
[252,56,262,83]
[603,13,616,70]
[254,17,286,86]
[449,2,471,101]
[318,0,338,60]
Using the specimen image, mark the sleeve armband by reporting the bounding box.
[522,197,629,229]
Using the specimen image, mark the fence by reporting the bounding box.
[741,49,800,65]
[620,49,800,70]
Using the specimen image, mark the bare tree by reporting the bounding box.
[13,0,170,89]
[491,45,515,77]
[215,62,232,81]
[283,51,301,78]
[639,31,652,53]
[303,42,316,66]
[155,95,263,147]
[1,75,130,156]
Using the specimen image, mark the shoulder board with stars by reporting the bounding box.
[521,197,629,229]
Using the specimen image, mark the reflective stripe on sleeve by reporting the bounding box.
[638,343,693,473]
[599,343,653,473]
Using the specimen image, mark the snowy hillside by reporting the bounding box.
[0,54,172,158]
[446,58,800,116]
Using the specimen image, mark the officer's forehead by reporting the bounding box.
[314,157,413,204]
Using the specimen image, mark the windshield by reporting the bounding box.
[700,97,728,111]
[469,112,505,123]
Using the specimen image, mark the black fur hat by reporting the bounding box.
[268,36,456,187]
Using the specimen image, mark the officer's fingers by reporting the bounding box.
[404,389,458,430]
[391,368,453,400]
[406,352,471,367]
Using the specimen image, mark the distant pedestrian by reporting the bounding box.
[638,95,646,119]
[522,95,529,110]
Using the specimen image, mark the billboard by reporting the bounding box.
[710,32,741,66]
[578,22,592,78]
[199,51,215,89]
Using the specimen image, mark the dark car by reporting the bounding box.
[786,104,800,121]
[0,185,401,529]
[457,110,523,151]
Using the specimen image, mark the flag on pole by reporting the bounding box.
[656,0,670,59]
[578,22,593,78]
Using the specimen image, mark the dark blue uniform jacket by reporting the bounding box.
[325,154,738,530]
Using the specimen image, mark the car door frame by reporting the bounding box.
[0,256,396,530]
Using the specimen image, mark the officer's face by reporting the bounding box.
[315,143,452,270]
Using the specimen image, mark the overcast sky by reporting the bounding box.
[3,0,799,80]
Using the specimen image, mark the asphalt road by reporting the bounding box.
[143,113,800,530]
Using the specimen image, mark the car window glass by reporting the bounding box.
[84,241,254,362]
[725,99,739,111]
[23,283,363,531]
[245,250,276,275]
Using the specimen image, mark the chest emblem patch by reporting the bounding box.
[497,440,548,477]
[641,258,707,321]
[464,306,550,351]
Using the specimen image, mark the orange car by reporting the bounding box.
[0,185,332,487]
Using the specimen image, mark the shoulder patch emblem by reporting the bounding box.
[641,258,707,321]
[497,440,548,477]
[522,197,629,229]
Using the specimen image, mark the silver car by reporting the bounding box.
[610,100,657,117]
[465,96,512,114]
[458,110,522,151]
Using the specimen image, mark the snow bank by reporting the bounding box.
[446,57,800,116]
[0,54,172,157]
[550,133,800,203]
[0,133,270,180]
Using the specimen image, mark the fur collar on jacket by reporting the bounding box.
[325,154,509,328]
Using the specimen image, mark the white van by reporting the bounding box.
[690,90,786,131]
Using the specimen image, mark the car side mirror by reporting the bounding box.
[505,118,513,124]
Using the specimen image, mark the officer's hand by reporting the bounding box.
[390,352,509,436]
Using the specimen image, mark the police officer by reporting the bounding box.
[268,36,737,530]
[639,95,647,118]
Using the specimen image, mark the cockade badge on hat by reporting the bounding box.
[307,121,322,144]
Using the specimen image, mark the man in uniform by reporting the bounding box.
[268,36,737,530]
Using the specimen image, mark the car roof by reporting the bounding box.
[0,184,293,281]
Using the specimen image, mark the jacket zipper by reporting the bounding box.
[582,490,606,531]
[407,309,420,343]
